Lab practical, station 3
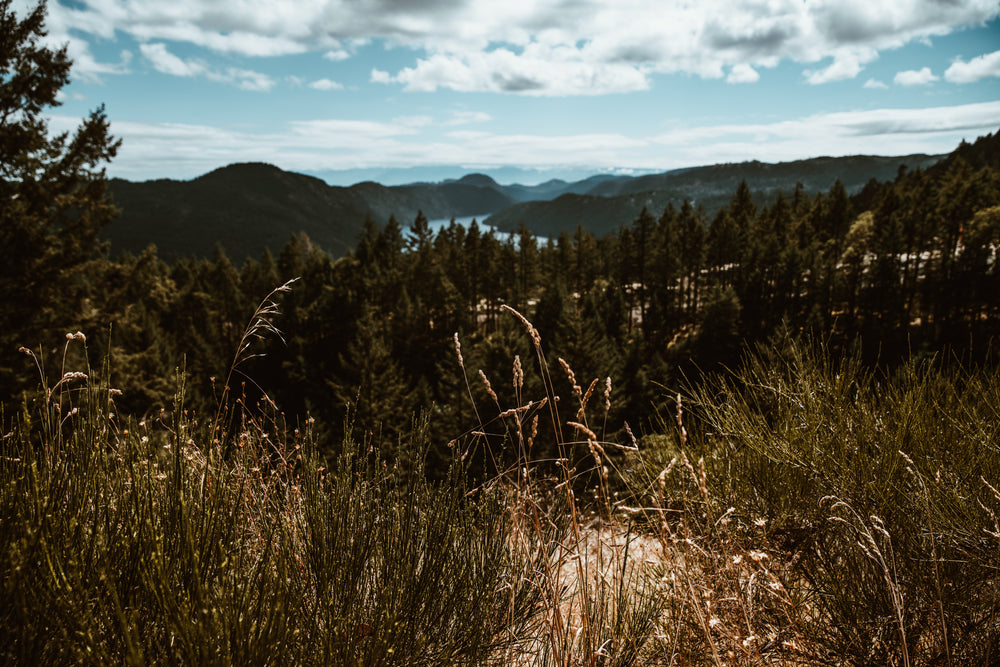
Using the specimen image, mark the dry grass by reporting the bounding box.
[3,292,998,665]
[456,308,1000,665]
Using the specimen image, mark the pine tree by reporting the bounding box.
[932,159,1000,332]
[646,204,680,340]
[240,248,281,301]
[1,0,120,393]
[407,209,433,251]
[728,180,756,280]
[868,186,906,334]
[402,212,463,384]
[696,285,742,368]
[87,247,178,412]
[207,245,247,354]
[456,220,480,325]
[333,306,415,447]
[544,231,575,290]
[706,207,740,288]
[630,207,655,329]
[573,225,599,295]
[354,212,381,266]
[553,286,624,423]
[819,179,853,246]
[675,200,706,319]
[514,222,539,311]
[810,180,854,317]
[956,205,1000,326]
[838,211,874,328]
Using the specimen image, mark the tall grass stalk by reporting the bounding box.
[213,277,298,459]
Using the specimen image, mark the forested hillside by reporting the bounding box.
[103,152,946,260]
[105,163,513,260]
[485,153,944,236]
[9,130,997,466]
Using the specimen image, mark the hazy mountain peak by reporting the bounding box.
[456,173,501,189]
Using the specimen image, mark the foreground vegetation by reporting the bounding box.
[3,309,998,665]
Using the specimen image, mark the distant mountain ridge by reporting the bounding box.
[105,163,514,261]
[103,152,947,261]
[484,153,944,236]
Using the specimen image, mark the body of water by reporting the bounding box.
[426,215,494,235]
[427,215,549,245]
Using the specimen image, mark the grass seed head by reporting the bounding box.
[453,332,464,369]
[501,304,541,348]
[478,369,498,402]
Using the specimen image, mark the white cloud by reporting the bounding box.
[91,100,1000,182]
[643,101,1000,171]
[863,78,888,89]
[446,111,493,125]
[894,66,939,86]
[727,63,759,84]
[323,49,350,62]
[63,38,132,82]
[144,28,308,58]
[140,42,274,91]
[390,47,651,95]
[945,49,1000,83]
[55,90,89,103]
[308,78,344,91]
[805,48,877,84]
[290,119,421,140]
[650,101,1000,158]
[140,42,205,77]
[7,2,127,81]
[43,0,1000,96]
[370,69,392,84]
[321,38,356,61]
[218,67,276,92]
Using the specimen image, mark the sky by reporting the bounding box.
[23,0,1000,185]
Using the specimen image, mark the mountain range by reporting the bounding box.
[104,152,945,261]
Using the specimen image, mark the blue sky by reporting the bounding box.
[27,0,1000,185]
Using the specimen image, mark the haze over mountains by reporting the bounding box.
[306,165,637,188]
[105,152,945,261]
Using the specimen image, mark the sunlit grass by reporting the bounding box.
[2,307,998,665]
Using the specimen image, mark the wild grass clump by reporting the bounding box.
[455,305,668,666]
[0,320,541,665]
[655,340,1000,664]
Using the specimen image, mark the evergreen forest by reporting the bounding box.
[6,129,1000,469]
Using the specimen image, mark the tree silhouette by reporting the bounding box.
[0,0,120,392]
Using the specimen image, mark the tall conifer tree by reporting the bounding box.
[1,0,120,392]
